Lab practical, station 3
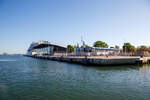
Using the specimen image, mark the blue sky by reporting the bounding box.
[1,0,150,54]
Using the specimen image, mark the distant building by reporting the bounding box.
[74,46,92,56]
[93,47,120,56]
[74,47,120,56]
[3,52,8,55]
[27,41,67,56]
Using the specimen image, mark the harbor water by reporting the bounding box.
[0,55,150,100]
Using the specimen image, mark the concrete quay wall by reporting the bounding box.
[88,58,140,65]
[24,55,144,66]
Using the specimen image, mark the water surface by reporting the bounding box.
[0,55,150,100]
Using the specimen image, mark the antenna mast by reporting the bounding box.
[81,36,85,47]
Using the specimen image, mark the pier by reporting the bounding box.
[24,55,150,66]
[24,41,150,66]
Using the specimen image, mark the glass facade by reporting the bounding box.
[32,46,54,55]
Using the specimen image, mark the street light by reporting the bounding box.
[125,43,126,56]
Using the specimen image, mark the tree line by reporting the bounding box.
[67,41,150,54]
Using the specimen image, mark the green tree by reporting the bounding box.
[123,43,136,53]
[67,45,75,53]
[137,45,149,52]
[115,45,120,49]
[93,41,108,48]
[110,46,114,48]
[85,45,92,48]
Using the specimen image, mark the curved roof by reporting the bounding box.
[28,41,66,51]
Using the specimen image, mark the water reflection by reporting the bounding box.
[0,84,8,93]
[139,64,150,81]
[139,64,150,73]
[91,65,141,71]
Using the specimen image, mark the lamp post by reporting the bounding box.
[125,43,127,56]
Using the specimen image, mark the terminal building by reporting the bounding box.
[74,47,120,56]
[27,40,120,56]
[27,41,67,56]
